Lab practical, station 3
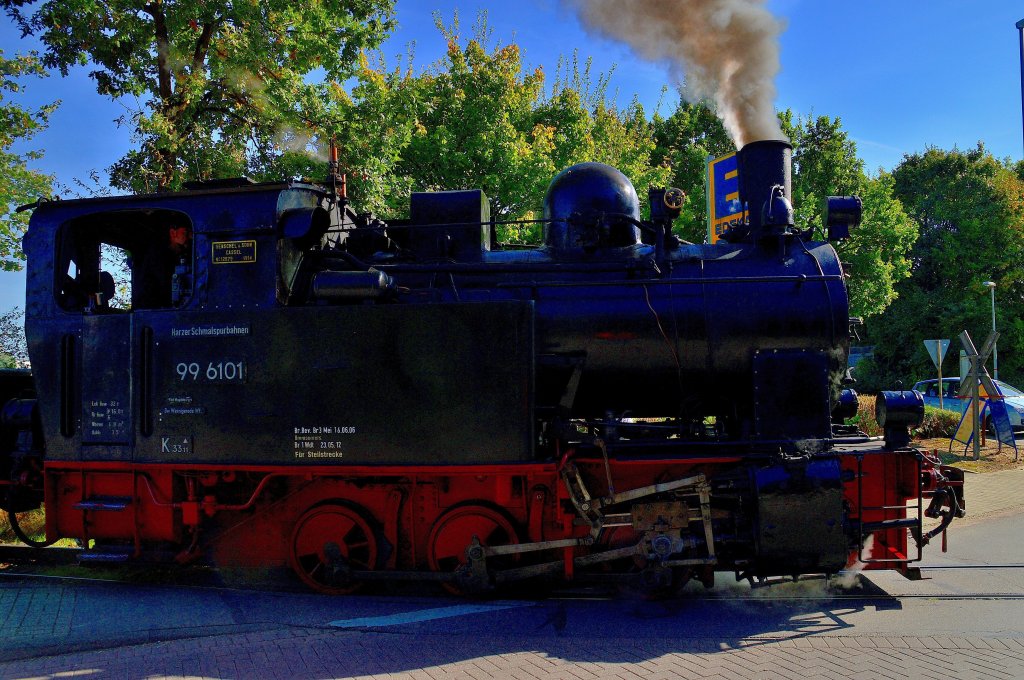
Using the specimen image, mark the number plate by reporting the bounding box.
[175,360,247,383]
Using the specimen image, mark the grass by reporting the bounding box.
[919,436,1024,472]
[0,508,46,544]
[0,508,80,548]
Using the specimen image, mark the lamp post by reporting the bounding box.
[984,281,998,379]
[1018,19,1024,156]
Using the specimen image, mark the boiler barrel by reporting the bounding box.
[528,240,848,421]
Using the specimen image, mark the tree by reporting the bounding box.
[271,15,672,244]
[651,100,734,243]
[384,18,671,231]
[390,20,557,222]
[0,50,54,271]
[859,145,1024,390]
[780,112,916,319]
[0,306,27,366]
[4,0,395,192]
[842,172,916,319]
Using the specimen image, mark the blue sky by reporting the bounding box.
[2,0,1023,310]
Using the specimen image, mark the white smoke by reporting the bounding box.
[834,535,875,590]
[568,0,788,147]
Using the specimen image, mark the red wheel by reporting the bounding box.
[289,503,378,594]
[427,504,519,593]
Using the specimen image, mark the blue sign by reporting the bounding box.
[706,152,746,244]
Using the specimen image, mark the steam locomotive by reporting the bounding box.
[0,140,964,594]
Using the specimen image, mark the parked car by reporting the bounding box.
[912,377,1024,431]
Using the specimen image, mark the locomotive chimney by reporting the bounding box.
[736,140,794,239]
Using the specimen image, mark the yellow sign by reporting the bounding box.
[706,152,747,244]
[212,240,257,264]
[952,399,981,445]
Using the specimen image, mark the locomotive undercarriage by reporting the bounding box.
[0,432,963,596]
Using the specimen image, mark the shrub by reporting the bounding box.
[848,395,959,440]
[850,395,882,437]
[913,406,961,440]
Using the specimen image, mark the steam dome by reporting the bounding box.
[543,162,641,250]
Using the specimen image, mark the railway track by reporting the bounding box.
[0,545,1022,602]
[0,544,81,565]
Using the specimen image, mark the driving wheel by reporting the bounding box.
[427,504,519,594]
[289,503,378,594]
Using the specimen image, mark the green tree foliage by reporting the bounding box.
[651,100,733,243]
[267,45,423,219]
[0,50,54,271]
[845,172,917,319]
[781,112,916,319]
[858,145,1024,391]
[391,18,671,234]
[4,0,395,192]
[0,306,27,366]
[272,15,671,244]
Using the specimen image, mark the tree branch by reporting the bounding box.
[144,2,173,102]
[192,19,219,73]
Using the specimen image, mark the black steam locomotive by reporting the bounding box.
[0,140,963,594]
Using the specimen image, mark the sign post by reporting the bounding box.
[957,331,999,460]
[923,339,950,409]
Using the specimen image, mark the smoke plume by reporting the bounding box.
[569,0,788,147]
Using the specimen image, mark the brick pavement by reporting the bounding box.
[0,628,1023,680]
[0,468,1019,680]
[961,467,1024,520]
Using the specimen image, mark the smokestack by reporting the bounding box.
[736,140,793,237]
[569,0,788,148]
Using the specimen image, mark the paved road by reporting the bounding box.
[0,468,1020,679]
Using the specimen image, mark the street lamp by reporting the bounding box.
[1018,19,1024,156]
[984,280,998,380]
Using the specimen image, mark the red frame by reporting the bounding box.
[42,448,952,579]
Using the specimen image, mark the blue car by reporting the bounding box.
[913,377,1024,431]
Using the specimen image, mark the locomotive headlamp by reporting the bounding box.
[662,187,686,212]
[875,390,924,448]
[824,196,862,241]
[648,186,686,223]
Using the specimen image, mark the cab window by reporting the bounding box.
[55,210,193,312]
